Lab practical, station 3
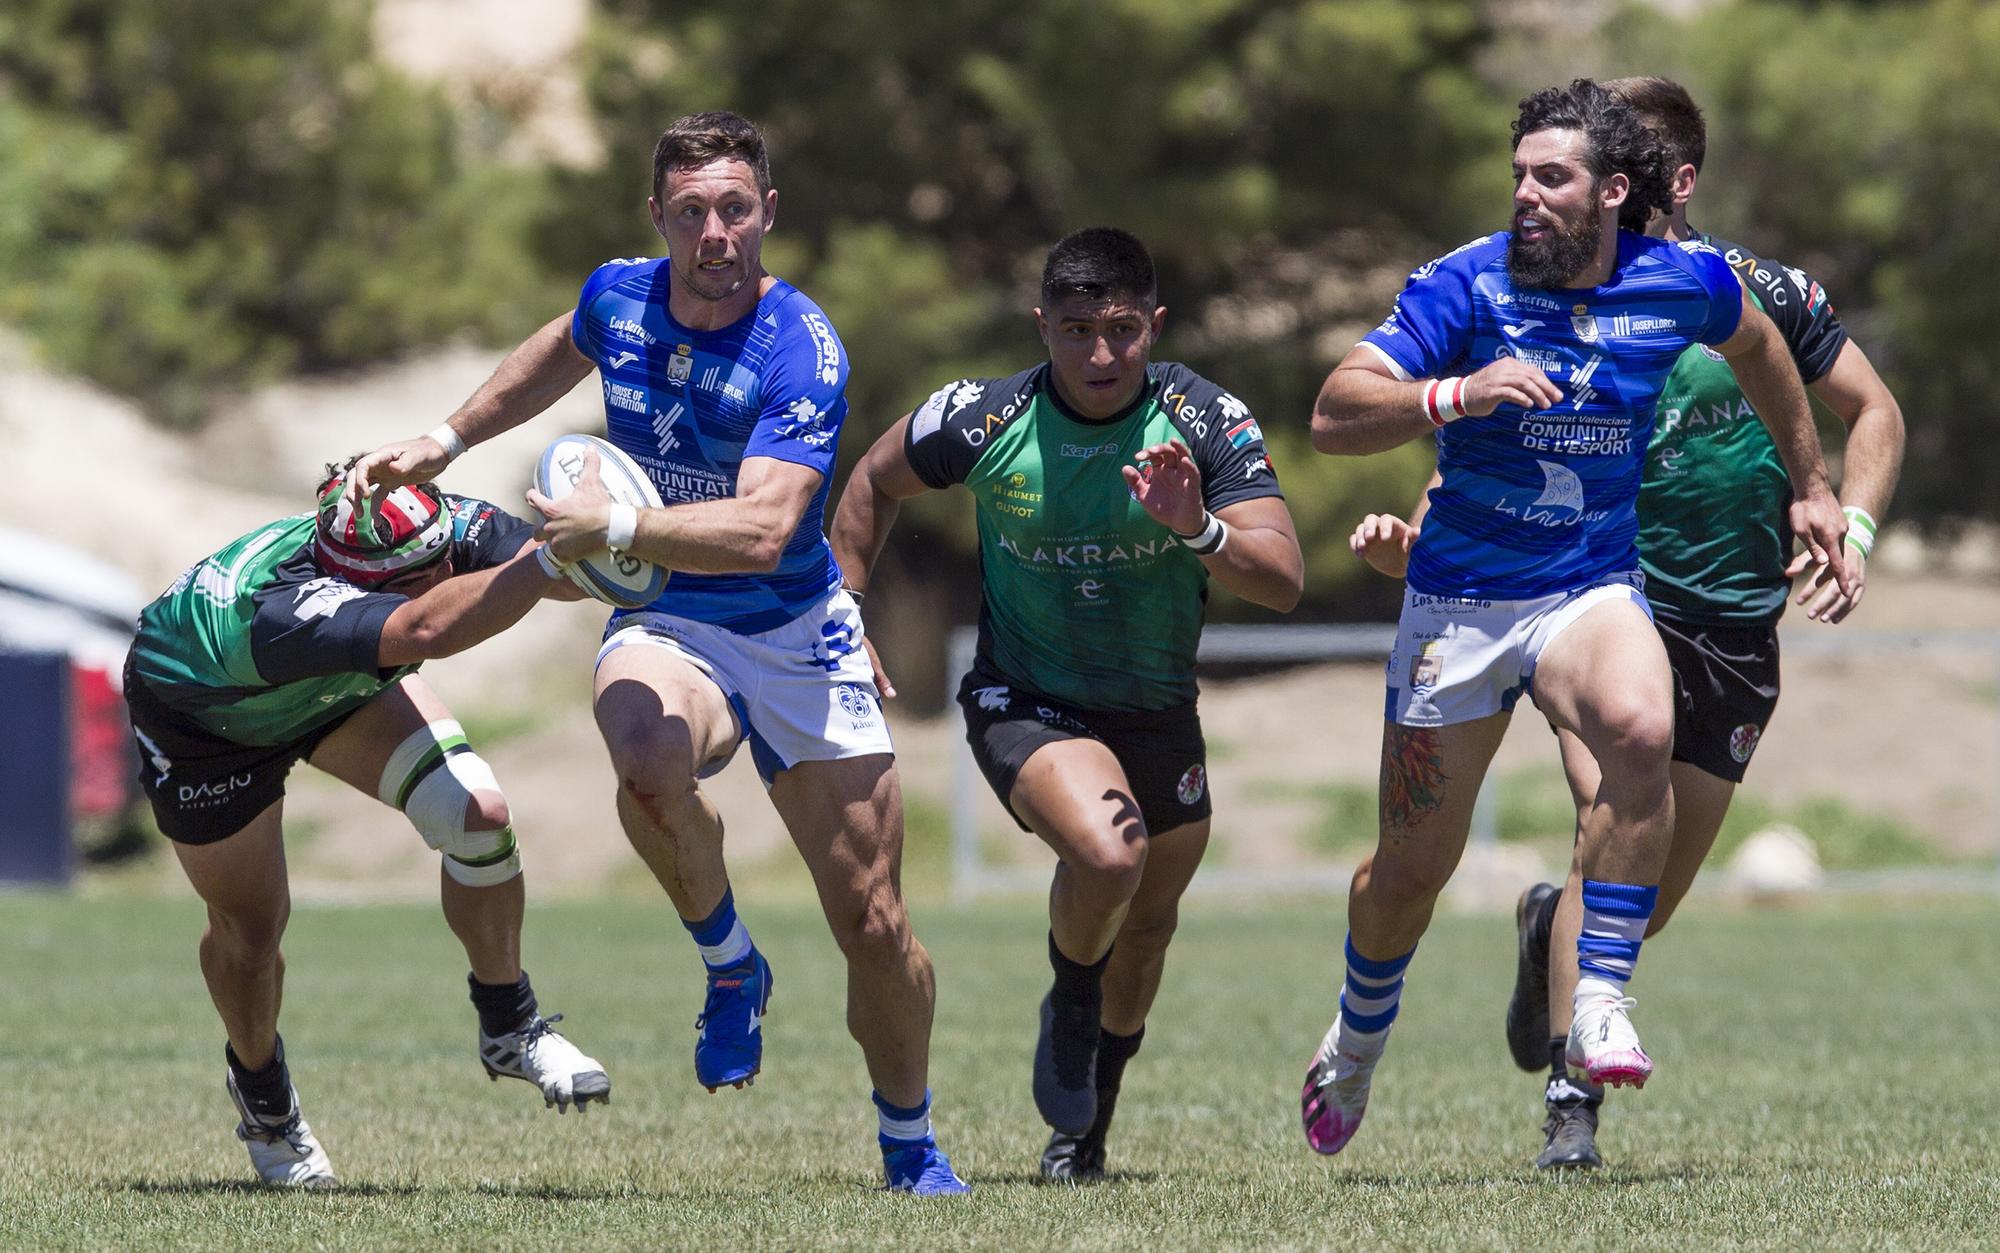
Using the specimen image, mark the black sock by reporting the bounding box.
[1048,932,1109,1006]
[469,970,538,1038]
[226,1037,294,1121]
[1085,1026,1146,1141]
[1548,1037,1569,1082]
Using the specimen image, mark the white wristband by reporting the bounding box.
[1422,377,1468,427]
[605,503,639,552]
[1175,511,1228,556]
[426,423,467,462]
[1843,504,1878,558]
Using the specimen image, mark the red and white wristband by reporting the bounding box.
[1421,377,1469,428]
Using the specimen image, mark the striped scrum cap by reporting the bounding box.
[314,471,451,585]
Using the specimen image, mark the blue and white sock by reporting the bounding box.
[1337,934,1414,1055]
[683,888,753,972]
[873,1089,934,1150]
[1576,879,1658,1003]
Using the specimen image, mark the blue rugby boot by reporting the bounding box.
[695,948,773,1092]
[883,1143,972,1196]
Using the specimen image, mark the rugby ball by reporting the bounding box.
[533,433,670,608]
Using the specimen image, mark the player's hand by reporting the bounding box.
[1789,542,1866,623]
[1461,358,1563,416]
[1786,488,1854,600]
[526,450,612,563]
[1350,512,1418,579]
[344,436,452,512]
[860,633,896,701]
[1122,439,1205,535]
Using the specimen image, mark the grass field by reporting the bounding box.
[5,892,1999,1249]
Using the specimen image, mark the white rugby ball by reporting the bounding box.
[533,433,670,609]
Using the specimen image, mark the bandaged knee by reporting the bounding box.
[378,720,522,887]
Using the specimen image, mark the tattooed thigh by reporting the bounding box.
[1380,724,1448,833]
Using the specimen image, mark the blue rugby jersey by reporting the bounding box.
[1360,231,1741,600]
[571,259,847,633]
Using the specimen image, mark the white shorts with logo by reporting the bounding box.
[595,588,893,785]
[1385,572,1651,727]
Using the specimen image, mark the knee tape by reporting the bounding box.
[378,720,521,887]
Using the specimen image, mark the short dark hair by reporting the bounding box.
[1604,76,1706,175]
[1512,78,1672,231]
[652,111,772,201]
[1040,227,1157,310]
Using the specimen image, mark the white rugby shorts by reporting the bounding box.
[1385,572,1651,727]
[595,588,893,784]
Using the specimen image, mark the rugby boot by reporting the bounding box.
[1535,1072,1605,1171]
[1300,1014,1381,1156]
[883,1142,973,1195]
[226,1067,337,1188]
[1040,1129,1107,1182]
[1505,882,1559,1071]
[695,948,773,1091]
[481,1012,611,1112]
[1567,993,1652,1088]
[1033,991,1100,1136]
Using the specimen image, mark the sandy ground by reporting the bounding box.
[4,334,1995,902]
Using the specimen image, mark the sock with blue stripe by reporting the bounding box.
[1575,879,1658,1003]
[1337,934,1414,1056]
[874,1089,934,1150]
[683,888,754,972]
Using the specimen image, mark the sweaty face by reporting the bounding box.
[1507,128,1605,289]
[651,158,774,304]
[1036,295,1163,421]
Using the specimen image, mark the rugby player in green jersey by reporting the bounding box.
[123,464,609,1187]
[830,227,1304,1180]
[1351,78,1905,1171]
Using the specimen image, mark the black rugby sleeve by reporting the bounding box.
[903,367,1042,489]
[1153,364,1285,513]
[248,572,406,683]
[443,495,535,573]
[1765,262,1848,385]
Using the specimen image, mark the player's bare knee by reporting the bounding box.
[209,901,288,963]
[1070,832,1147,897]
[1118,908,1180,957]
[608,720,701,798]
[1593,702,1674,780]
[1361,852,1453,910]
[832,877,910,965]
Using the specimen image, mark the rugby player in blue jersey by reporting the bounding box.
[1297,79,1853,1159]
[347,112,966,1194]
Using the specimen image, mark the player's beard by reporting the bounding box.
[1508,205,1601,289]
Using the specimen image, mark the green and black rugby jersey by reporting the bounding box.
[1639,233,1848,624]
[128,497,533,746]
[905,361,1282,712]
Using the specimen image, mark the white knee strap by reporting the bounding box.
[378,720,522,887]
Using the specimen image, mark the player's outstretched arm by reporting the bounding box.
[1123,439,1303,612]
[377,543,573,666]
[348,313,596,507]
[1715,292,1853,596]
[827,416,935,698]
[1790,340,1907,622]
[1311,348,1562,456]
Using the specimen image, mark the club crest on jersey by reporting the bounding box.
[1570,304,1599,343]
[1176,764,1206,806]
[667,343,694,385]
[1729,722,1763,764]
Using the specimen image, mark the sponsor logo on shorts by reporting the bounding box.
[1729,722,1762,764]
[972,685,1010,712]
[176,772,255,807]
[835,682,877,728]
[1176,763,1206,806]
[1409,643,1443,691]
[809,620,861,674]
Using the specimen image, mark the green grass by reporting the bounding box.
[1297,770,1958,870]
[5,895,1999,1248]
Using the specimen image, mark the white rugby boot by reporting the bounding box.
[480,1013,611,1113]
[1300,1014,1383,1156]
[225,1070,337,1188]
[1566,992,1653,1088]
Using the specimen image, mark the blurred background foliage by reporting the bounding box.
[2,0,1993,689]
